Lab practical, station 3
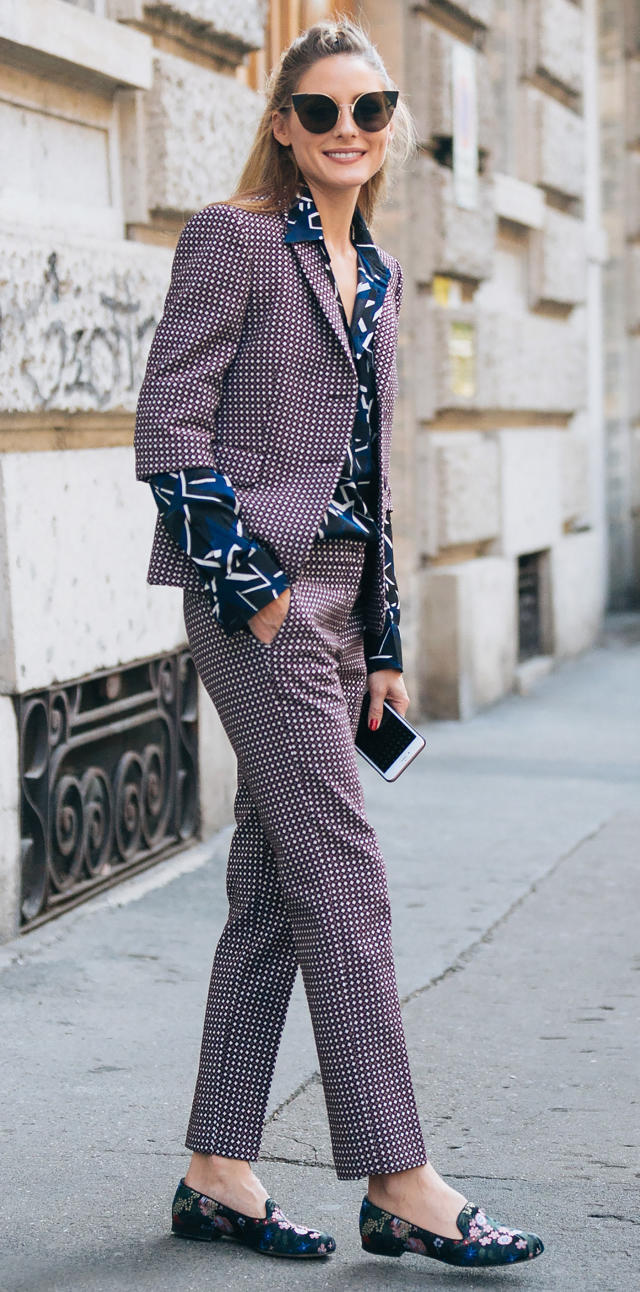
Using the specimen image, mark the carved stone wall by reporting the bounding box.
[0,0,255,938]
[372,0,609,721]
[0,229,170,413]
[143,51,263,213]
[108,0,268,52]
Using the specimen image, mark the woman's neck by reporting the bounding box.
[302,177,360,255]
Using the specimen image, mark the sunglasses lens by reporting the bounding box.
[293,95,338,134]
[353,92,396,132]
[290,90,398,135]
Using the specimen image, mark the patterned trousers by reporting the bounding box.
[182,535,427,1180]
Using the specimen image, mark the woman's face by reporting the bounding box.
[272,54,394,198]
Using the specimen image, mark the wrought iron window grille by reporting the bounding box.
[15,648,199,931]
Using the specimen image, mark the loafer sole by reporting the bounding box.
[171,1222,334,1257]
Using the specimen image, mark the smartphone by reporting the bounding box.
[355,693,426,782]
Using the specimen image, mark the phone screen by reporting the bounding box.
[355,695,419,773]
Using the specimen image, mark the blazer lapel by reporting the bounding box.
[371,273,394,402]
[287,239,357,380]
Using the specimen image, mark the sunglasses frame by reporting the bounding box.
[290,89,399,135]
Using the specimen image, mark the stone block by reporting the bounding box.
[628,155,640,241]
[628,245,640,332]
[2,0,153,91]
[630,426,640,512]
[419,556,517,719]
[0,89,121,240]
[0,226,171,414]
[411,156,495,282]
[627,58,640,147]
[412,296,438,421]
[422,431,500,554]
[446,0,492,23]
[431,305,585,415]
[415,429,436,556]
[108,0,268,53]
[474,310,586,413]
[143,50,263,214]
[529,207,587,307]
[524,86,585,200]
[624,2,640,57]
[629,336,640,423]
[524,0,584,98]
[0,696,20,943]
[0,448,187,693]
[561,424,592,526]
[497,429,562,557]
[551,530,605,657]
[409,21,493,155]
[493,172,545,229]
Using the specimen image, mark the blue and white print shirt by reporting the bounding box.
[285,185,402,673]
[148,184,402,673]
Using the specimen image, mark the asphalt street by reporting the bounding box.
[1,615,638,1291]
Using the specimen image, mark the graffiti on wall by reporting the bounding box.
[0,245,163,412]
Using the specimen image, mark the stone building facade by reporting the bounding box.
[0,0,636,939]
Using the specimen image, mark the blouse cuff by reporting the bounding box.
[149,468,289,633]
[363,614,403,674]
[211,547,290,632]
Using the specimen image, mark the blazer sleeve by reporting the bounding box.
[134,203,252,482]
[135,204,290,627]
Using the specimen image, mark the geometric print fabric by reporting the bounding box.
[181,535,428,1180]
[133,190,404,641]
[148,183,402,670]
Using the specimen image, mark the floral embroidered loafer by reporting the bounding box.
[359,1196,544,1267]
[171,1178,336,1258]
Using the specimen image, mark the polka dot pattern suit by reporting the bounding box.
[134,199,428,1180]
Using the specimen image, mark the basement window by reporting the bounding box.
[518,550,549,661]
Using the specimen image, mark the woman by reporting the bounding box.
[134,17,544,1270]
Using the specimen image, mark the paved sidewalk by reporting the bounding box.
[1,616,639,1291]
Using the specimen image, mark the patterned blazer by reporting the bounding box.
[134,199,403,636]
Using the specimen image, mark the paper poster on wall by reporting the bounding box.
[452,42,478,211]
[448,321,476,398]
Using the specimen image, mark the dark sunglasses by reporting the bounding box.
[290,89,399,135]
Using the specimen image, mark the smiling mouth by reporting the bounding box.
[323,150,366,160]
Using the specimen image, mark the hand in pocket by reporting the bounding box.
[248,586,292,643]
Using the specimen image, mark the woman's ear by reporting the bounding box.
[272,110,291,149]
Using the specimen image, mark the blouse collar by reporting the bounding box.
[284,182,389,287]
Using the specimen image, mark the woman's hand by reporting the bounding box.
[367,668,409,730]
[247,587,291,643]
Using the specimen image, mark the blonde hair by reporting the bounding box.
[223,14,417,226]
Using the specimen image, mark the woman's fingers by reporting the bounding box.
[367,669,409,729]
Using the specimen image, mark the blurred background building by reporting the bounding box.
[0,0,637,938]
